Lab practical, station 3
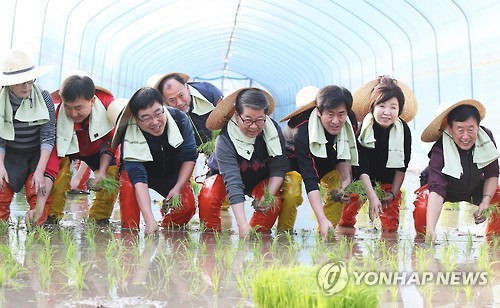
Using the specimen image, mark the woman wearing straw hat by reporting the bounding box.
[279,85,359,238]
[198,88,288,237]
[0,49,55,224]
[414,100,500,241]
[112,87,198,234]
[340,76,415,232]
[33,73,122,225]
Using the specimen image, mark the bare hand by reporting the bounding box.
[166,186,182,201]
[381,191,395,206]
[330,189,351,203]
[369,196,383,221]
[0,166,9,192]
[252,198,272,212]
[319,219,334,239]
[31,170,46,196]
[238,223,252,239]
[474,203,488,224]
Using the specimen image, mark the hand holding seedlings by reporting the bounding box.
[161,194,183,214]
[329,188,350,203]
[253,185,278,212]
[475,203,499,224]
[86,177,119,194]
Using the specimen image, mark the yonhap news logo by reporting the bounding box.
[317,261,488,296]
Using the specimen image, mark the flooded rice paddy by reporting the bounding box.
[1,151,499,307]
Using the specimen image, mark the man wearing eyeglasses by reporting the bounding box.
[31,74,121,225]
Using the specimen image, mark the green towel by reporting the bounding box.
[189,85,215,116]
[56,96,113,157]
[308,107,358,165]
[358,113,405,168]
[227,114,282,160]
[442,127,500,179]
[0,85,49,140]
[123,107,184,162]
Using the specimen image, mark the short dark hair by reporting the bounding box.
[159,73,185,92]
[369,76,405,116]
[129,87,165,117]
[60,75,95,102]
[447,104,480,126]
[234,88,269,114]
[316,85,352,113]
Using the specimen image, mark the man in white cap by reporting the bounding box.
[0,49,55,224]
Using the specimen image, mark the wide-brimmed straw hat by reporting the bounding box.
[420,99,486,142]
[279,86,319,123]
[107,98,128,126]
[206,88,275,130]
[352,77,418,123]
[0,49,53,86]
[147,72,190,91]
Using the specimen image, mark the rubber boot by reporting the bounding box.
[47,157,72,220]
[277,171,303,231]
[76,160,91,191]
[0,180,14,221]
[320,170,345,227]
[119,171,141,229]
[25,173,50,225]
[338,194,363,227]
[249,180,282,232]
[198,174,228,231]
[485,186,500,236]
[88,166,119,221]
[161,182,196,227]
[378,184,401,232]
[413,184,429,236]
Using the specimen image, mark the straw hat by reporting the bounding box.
[148,72,190,91]
[352,77,418,123]
[279,86,320,122]
[206,88,275,130]
[0,49,53,86]
[420,99,486,142]
[111,98,134,149]
[107,98,128,126]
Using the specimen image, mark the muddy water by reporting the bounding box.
[1,147,499,307]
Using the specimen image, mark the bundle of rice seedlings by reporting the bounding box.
[343,180,384,202]
[480,202,500,219]
[87,177,120,194]
[162,195,183,214]
[196,130,220,156]
[253,184,278,212]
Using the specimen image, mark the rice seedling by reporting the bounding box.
[196,130,220,156]
[37,247,53,290]
[463,284,472,303]
[24,229,36,250]
[235,266,254,299]
[441,244,458,272]
[211,266,220,296]
[480,202,500,221]
[252,184,278,213]
[60,257,89,290]
[477,242,491,274]
[0,244,24,287]
[415,246,428,272]
[37,227,51,249]
[163,194,183,211]
[344,180,384,201]
[15,216,22,231]
[59,228,74,249]
[251,265,379,308]
[190,179,202,199]
[87,176,120,195]
[65,241,77,265]
[84,220,97,250]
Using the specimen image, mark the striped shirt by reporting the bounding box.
[0,88,56,154]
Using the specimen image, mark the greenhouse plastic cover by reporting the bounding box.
[1,0,500,138]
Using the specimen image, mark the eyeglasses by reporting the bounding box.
[238,114,266,127]
[15,79,36,86]
[138,108,165,124]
